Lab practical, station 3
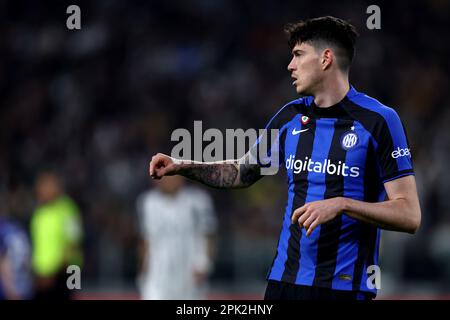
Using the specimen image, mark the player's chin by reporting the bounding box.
[295,85,311,96]
[295,86,305,95]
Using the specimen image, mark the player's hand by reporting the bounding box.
[149,153,179,179]
[291,197,344,237]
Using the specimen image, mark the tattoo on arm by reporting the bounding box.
[179,163,239,188]
[177,154,262,189]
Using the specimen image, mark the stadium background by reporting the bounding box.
[1,0,449,299]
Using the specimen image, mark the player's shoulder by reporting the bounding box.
[269,96,312,128]
[136,189,160,207]
[345,87,401,123]
[277,96,312,113]
[58,195,81,216]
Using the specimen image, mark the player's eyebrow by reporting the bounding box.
[292,49,305,55]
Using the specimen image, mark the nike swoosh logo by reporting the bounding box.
[292,128,309,135]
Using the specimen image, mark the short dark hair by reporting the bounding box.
[284,16,359,71]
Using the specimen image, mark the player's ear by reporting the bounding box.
[321,48,333,70]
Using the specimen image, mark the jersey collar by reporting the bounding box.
[346,85,358,99]
[307,85,358,118]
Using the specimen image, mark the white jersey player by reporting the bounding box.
[136,175,217,300]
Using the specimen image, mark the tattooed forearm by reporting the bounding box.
[178,163,240,189]
[174,153,263,189]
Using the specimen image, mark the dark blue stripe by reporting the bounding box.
[268,116,300,280]
[312,119,349,288]
[281,117,316,283]
[352,135,381,293]
[358,226,378,294]
[332,122,369,290]
[296,119,336,285]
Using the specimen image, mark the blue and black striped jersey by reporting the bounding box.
[255,86,413,295]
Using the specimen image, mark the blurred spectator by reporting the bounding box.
[0,214,33,300]
[30,171,83,300]
[136,176,217,299]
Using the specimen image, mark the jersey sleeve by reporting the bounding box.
[248,101,297,175]
[373,108,414,183]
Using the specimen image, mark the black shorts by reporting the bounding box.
[264,280,376,301]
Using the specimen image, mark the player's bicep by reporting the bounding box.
[383,175,418,201]
[383,175,421,229]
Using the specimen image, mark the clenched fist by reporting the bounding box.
[149,153,180,179]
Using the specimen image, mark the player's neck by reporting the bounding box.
[313,75,350,108]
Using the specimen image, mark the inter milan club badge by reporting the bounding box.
[341,129,359,150]
[301,115,310,125]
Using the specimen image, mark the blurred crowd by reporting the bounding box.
[1,0,449,297]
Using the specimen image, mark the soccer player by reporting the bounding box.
[30,171,83,300]
[136,175,217,300]
[149,16,421,300]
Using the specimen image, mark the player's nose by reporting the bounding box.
[287,57,296,72]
